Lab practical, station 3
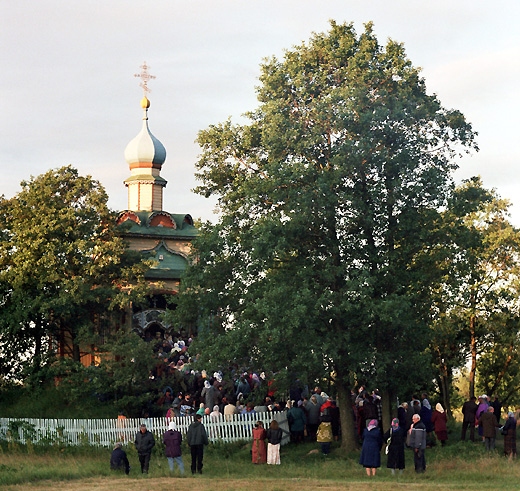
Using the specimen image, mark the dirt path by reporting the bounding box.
[0,476,467,491]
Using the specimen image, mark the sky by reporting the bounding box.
[1,1,519,225]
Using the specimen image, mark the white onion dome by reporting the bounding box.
[124,97,166,166]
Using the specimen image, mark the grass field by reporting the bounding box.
[1,435,519,491]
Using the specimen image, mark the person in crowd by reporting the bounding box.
[372,390,383,428]
[359,419,382,477]
[397,402,408,429]
[420,393,434,442]
[305,395,321,442]
[355,386,368,407]
[252,420,267,464]
[266,419,287,465]
[171,392,183,418]
[163,421,184,475]
[157,388,174,407]
[329,400,341,442]
[502,411,517,459]
[356,400,365,440]
[408,414,427,473]
[312,386,324,407]
[186,413,209,474]
[316,407,333,455]
[475,395,489,441]
[286,400,307,443]
[134,423,155,474]
[235,375,251,398]
[110,442,130,475]
[201,380,218,410]
[210,404,221,421]
[405,397,418,430]
[180,393,195,417]
[490,395,502,424]
[479,406,500,451]
[224,397,238,420]
[363,395,378,428]
[383,418,406,475]
[116,412,127,442]
[461,396,478,441]
[431,403,448,446]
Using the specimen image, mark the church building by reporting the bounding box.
[116,63,198,340]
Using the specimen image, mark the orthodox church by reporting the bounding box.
[116,63,198,340]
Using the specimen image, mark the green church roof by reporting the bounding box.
[144,242,189,280]
[117,210,198,239]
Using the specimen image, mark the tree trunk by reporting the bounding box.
[381,389,393,431]
[469,313,477,399]
[73,342,81,363]
[337,383,359,453]
[439,371,452,418]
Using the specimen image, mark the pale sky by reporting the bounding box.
[1,1,519,224]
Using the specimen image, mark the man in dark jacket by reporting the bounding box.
[135,423,155,474]
[186,413,209,474]
[461,396,478,441]
[110,442,130,474]
[409,414,427,473]
[163,421,184,475]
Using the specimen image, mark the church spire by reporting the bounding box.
[124,62,167,212]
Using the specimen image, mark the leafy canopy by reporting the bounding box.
[0,166,149,382]
[173,22,477,448]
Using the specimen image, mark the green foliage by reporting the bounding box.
[172,21,477,452]
[94,328,159,416]
[423,177,520,406]
[0,166,150,384]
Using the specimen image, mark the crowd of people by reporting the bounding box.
[109,332,518,477]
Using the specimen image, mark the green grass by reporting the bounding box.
[1,437,519,490]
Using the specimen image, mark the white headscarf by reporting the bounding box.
[168,421,177,431]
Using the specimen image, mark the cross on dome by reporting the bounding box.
[134,62,156,96]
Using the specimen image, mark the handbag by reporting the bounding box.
[501,426,508,436]
[385,429,392,454]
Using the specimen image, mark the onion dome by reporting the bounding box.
[124,96,166,167]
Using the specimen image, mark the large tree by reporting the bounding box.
[174,22,477,451]
[0,166,149,383]
[427,177,520,403]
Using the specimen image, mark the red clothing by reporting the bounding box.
[252,427,267,464]
[431,410,448,441]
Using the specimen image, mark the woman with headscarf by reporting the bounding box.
[359,419,383,476]
[210,404,222,439]
[431,403,448,446]
[502,411,517,459]
[383,418,406,474]
[163,421,185,475]
[210,405,221,421]
[316,405,333,455]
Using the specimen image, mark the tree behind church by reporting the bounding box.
[0,165,149,384]
[172,21,477,452]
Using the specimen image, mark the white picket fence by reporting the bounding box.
[0,412,290,448]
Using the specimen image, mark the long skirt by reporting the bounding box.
[504,433,517,457]
[252,437,267,464]
[267,443,280,465]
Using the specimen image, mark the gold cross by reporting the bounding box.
[134,62,156,95]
